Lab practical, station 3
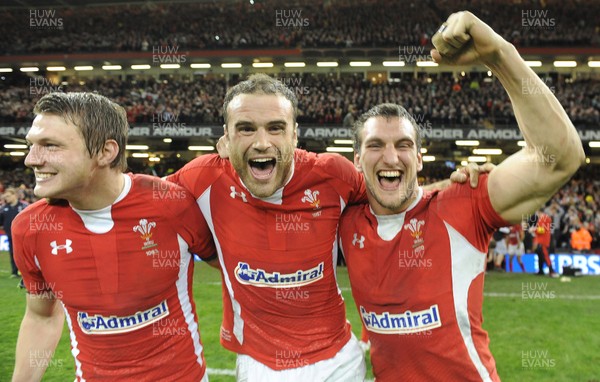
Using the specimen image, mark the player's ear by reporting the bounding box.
[223,123,229,140]
[416,151,423,172]
[98,139,119,167]
[293,122,298,147]
[354,151,363,173]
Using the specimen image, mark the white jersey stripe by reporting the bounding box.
[175,234,203,366]
[62,302,86,381]
[445,222,493,382]
[198,187,244,345]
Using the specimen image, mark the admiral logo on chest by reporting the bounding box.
[360,304,442,334]
[77,300,170,335]
[234,262,324,288]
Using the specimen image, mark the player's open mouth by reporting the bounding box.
[248,157,276,180]
[377,170,402,191]
[35,172,56,182]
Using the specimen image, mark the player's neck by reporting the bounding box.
[69,171,125,211]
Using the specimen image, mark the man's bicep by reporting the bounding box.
[488,150,569,223]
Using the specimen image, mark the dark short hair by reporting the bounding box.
[33,92,128,171]
[353,103,422,153]
[222,73,298,125]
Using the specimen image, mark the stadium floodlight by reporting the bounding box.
[149,157,161,162]
[20,67,39,72]
[517,141,527,147]
[416,61,438,67]
[553,61,577,68]
[284,62,306,68]
[422,155,436,162]
[467,156,487,162]
[102,65,122,70]
[525,61,542,67]
[455,140,480,146]
[588,61,600,68]
[188,146,215,151]
[589,141,600,148]
[316,62,338,67]
[460,160,468,166]
[0,68,13,72]
[160,64,180,69]
[4,144,28,149]
[349,61,371,67]
[74,66,94,71]
[420,148,427,153]
[46,66,66,71]
[131,153,150,158]
[333,139,353,145]
[383,61,405,67]
[326,147,353,153]
[131,64,151,70]
[10,152,26,156]
[163,138,173,143]
[190,63,211,69]
[221,63,242,68]
[253,63,274,68]
[126,145,149,150]
[473,148,503,155]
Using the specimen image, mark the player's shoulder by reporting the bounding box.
[177,153,227,176]
[308,151,358,181]
[340,203,368,230]
[12,199,64,232]
[130,173,188,193]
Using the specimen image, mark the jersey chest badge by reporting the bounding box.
[301,188,321,217]
[133,218,158,252]
[404,218,425,252]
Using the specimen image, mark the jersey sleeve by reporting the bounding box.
[435,174,511,253]
[160,179,217,261]
[12,211,52,295]
[315,153,367,205]
[166,154,225,199]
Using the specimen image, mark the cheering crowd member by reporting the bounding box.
[339,11,585,382]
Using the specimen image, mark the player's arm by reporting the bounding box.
[12,293,64,382]
[431,12,585,223]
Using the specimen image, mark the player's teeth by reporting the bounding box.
[251,158,274,163]
[379,171,401,178]
[36,173,54,179]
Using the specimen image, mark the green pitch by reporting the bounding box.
[1,253,599,381]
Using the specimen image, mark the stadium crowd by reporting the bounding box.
[1,160,599,251]
[1,73,599,126]
[1,0,598,55]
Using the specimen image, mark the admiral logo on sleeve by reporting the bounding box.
[361,304,441,334]
[77,300,169,335]
[234,262,324,288]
